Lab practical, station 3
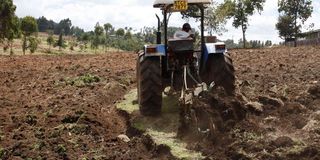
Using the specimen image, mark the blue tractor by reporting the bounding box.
[137,0,235,116]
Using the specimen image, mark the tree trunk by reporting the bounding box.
[294,15,297,47]
[294,1,299,47]
[49,44,51,52]
[242,29,246,48]
[10,41,13,55]
[22,35,27,55]
[241,21,246,49]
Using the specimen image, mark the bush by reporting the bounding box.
[28,37,40,53]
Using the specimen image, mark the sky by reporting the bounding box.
[13,0,320,43]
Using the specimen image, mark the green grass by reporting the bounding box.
[0,147,7,159]
[116,89,138,114]
[116,89,204,159]
[57,74,101,87]
[0,129,4,141]
[56,144,67,156]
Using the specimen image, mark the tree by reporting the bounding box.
[20,16,38,55]
[115,28,125,37]
[91,22,104,53]
[103,23,113,51]
[224,39,239,49]
[140,27,157,43]
[221,0,265,48]
[47,31,54,52]
[3,16,20,55]
[0,0,19,54]
[124,28,132,39]
[276,15,296,42]
[56,31,65,50]
[205,4,228,36]
[115,28,125,51]
[54,18,72,35]
[28,36,40,54]
[265,40,272,47]
[37,16,50,32]
[277,0,313,47]
[104,23,113,35]
[70,26,84,40]
[0,0,16,41]
[80,32,90,49]
[181,3,229,36]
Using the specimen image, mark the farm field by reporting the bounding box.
[0,46,320,159]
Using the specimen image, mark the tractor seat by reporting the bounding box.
[168,39,194,52]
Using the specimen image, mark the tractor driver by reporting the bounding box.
[174,23,194,40]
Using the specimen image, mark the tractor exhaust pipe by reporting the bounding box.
[156,14,161,44]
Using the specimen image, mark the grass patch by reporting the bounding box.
[274,140,307,158]
[147,129,204,159]
[0,129,4,141]
[61,111,85,123]
[116,89,138,114]
[32,141,46,151]
[56,144,67,157]
[65,74,100,87]
[44,109,54,118]
[25,115,37,126]
[67,124,90,135]
[117,89,204,159]
[232,128,264,142]
[0,148,4,157]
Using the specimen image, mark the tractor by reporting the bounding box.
[137,0,235,117]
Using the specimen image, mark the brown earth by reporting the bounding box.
[0,53,174,159]
[1,46,320,160]
[182,46,320,160]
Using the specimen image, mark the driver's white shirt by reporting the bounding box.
[174,30,192,39]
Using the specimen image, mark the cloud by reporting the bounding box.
[13,0,320,44]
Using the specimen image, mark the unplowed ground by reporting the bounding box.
[0,46,320,160]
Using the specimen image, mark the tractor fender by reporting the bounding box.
[201,42,227,72]
[203,42,227,63]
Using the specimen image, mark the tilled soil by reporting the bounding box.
[228,46,320,160]
[184,46,320,159]
[1,46,320,160]
[0,53,174,159]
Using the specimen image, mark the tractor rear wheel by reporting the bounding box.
[137,56,162,116]
[201,53,235,96]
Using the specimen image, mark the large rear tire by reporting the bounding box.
[201,53,235,96]
[137,56,162,116]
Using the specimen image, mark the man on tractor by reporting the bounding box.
[174,23,194,39]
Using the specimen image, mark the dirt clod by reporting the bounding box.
[258,96,284,108]
[117,134,130,143]
[308,83,320,98]
[245,101,264,113]
[271,136,294,148]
